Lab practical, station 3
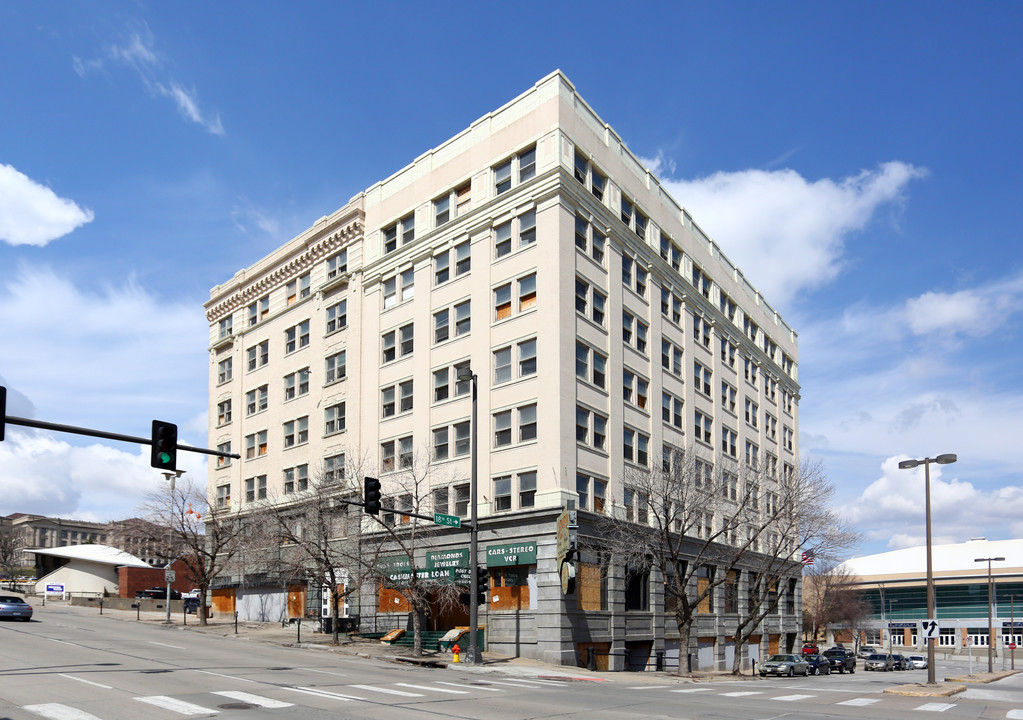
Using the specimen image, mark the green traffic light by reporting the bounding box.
[159,451,172,464]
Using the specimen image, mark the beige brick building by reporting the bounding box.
[204,71,800,669]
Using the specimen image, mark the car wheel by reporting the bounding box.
[839,665,845,674]
[759,672,766,677]
[803,667,809,676]
[849,665,855,673]
[814,666,821,676]
[788,667,794,677]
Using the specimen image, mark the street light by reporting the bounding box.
[456,365,480,664]
[898,453,956,684]
[162,469,185,624]
[974,555,1005,674]
[887,599,898,652]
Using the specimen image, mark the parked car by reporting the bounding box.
[0,596,32,621]
[891,654,910,670]
[801,642,819,655]
[759,654,810,677]
[857,645,881,659]
[134,587,182,600]
[804,653,831,675]
[823,646,857,673]
[908,655,928,669]
[864,653,895,671]
[182,589,200,599]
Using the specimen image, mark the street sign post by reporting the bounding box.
[433,513,461,528]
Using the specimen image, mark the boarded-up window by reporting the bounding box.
[578,562,605,611]
[490,566,529,611]
[211,588,235,614]
[379,583,412,613]
[724,570,739,613]
[697,566,715,613]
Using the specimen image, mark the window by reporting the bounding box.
[493,403,537,447]
[692,265,712,299]
[519,209,536,247]
[216,441,231,468]
[782,354,795,376]
[744,316,759,343]
[575,342,607,389]
[494,475,512,511]
[383,213,414,254]
[745,399,759,428]
[283,368,310,401]
[623,428,649,466]
[245,475,267,503]
[494,220,512,258]
[577,473,606,513]
[661,339,684,378]
[218,358,232,384]
[383,268,414,309]
[494,145,536,195]
[434,194,451,228]
[324,453,345,483]
[622,369,649,410]
[575,406,607,450]
[286,273,311,305]
[694,411,713,444]
[382,323,414,363]
[722,427,737,458]
[247,340,269,371]
[765,376,777,403]
[324,402,345,436]
[217,399,232,426]
[662,392,683,429]
[246,385,268,415]
[763,335,777,361]
[575,278,608,327]
[284,320,310,354]
[248,296,269,327]
[574,214,606,265]
[432,426,449,460]
[620,196,647,239]
[622,312,648,353]
[519,471,536,508]
[454,483,470,516]
[433,300,471,343]
[326,299,347,334]
[434,182,470,227]
[694,361,712,396]
[518,273,536,312]
[494,283,511,320]
[216,484,231,509]
[744,357,759,387]
[721,382,737,413]
[326,250,348,280]
[283,464,309,494]
[782,390,794,415]
[219,316,233,339]
[245,430,268,459]
[745,440,759,469]
[722,472,738,501]
[719,292,736,322]
[494,338,536,384]
[695,459,713,488]
[519,404,537,441]
[783,426,794,452]
[716,341,735,373]
[623,488,649,525]
[432,486,449,515]
[380,435,413,473]
[765,452,778,478]
[325,351,346,384]
[693,315,712,348]
[573,149,606,201]
[434,239,471,285]
[622,257,646,297]
[494,273,537,321]
[283,417,309,448]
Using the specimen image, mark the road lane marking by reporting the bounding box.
[916,703,956,712]
[287,686,362,701]
[1006,711,1023,719]
[721,691,762,697]
[772,694,816,701]
[396,683,469,694]
[48,638,84,648]
[671,688,712,693]
[58,674,112,689]
[475,679,545,688]
[837,698,880,706]
[135,696,217,715]
[194,669,257,683]
[350,684,423,697]
[148,641,187,650]
[212,691,293,708]
[297,667,348,677]
[437,681,503,692]
[24,704,104,720]
[495,677,565,686]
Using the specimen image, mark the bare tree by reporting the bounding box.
[256,457,366,644]
[0,521,26,590]
[726,460,859,673]
[137,475,248,626]
[802,560,868,646]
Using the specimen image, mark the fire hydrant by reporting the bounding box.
[452,643,460,663]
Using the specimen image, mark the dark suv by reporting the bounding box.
[135,587,181,600]
[823,646,856,673]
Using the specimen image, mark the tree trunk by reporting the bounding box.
[199,589,208,627]
[730,617,752,674]
[676,614,694,675]
[331,587,341,645]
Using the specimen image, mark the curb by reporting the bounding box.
[883,683,966,697]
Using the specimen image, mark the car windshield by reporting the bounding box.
[823,650,843,656]
[868,654,887,660]
[0,597,26,603]
[767,655,793,662]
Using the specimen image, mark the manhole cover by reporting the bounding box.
[218,703,257,710]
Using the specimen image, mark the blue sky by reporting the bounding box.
[1,2,1021,558]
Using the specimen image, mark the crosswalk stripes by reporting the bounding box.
[772,694,816,702]
[437,681,504,692]
[349,684,424,697]
[211,691,294,708]
[287,686,363,702]
[396,683,470,694]
[670,687,712,693]
[24,704,104,720]
[720,691,762,697]
[135,696,217,715]
[837,698,880,706]
[916,703,956,712]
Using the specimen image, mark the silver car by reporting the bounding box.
[759,654,810,677]
[0,596,33,621]
[864,653,895,671]
[908,655,928,669]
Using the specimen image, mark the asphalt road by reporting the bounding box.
[4,605,1023,720]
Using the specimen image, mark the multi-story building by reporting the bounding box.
[2,513,168,569]
[204,71,800,670]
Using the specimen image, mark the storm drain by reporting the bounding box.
[217,703,257,710]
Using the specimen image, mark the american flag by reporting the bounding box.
[801,549,815,566]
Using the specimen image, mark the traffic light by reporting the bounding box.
[364,476,381,515]
[150,420,178,470]
[0,385,6,442]
[476,566,490,606]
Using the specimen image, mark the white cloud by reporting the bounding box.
[648,161,926,310]
[0,163,94,246]
[154,82,225,137]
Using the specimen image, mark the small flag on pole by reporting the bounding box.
[801,549,815,566]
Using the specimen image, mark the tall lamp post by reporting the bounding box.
[898,453,956,684]
[456,365,480,664]
[162,470,185,624]
[974,555,1004,674]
